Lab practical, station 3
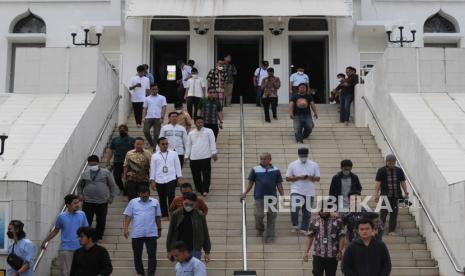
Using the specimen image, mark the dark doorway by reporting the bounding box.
[290,37,328,103]
[151,36,188,103]
[216,36,262,103]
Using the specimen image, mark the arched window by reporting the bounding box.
[288,18,328,31]
[12,13,46,33]
[424,13,456,33]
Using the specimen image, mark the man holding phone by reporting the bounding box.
[128,65,150,128]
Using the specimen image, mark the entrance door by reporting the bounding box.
[151,36,188,103]
[290,37,328,103]
[216,36,262,104]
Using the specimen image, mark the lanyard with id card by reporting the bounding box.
[160,152,169,173]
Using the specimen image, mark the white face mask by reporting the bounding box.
[338,78,344,82]
[217,66,224,71]
[184,205,194,212]
[192,74,198,78]
[298,71,304,75]
[299,157,307,163]
[176,110,182,114]
[89,165,99,171]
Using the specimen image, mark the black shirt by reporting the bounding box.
[70,244,113,276]
[342,238,391,276]
[375,166,406,198]
[291,94,314,116]
[178,210,194,251]
[341,74,359,96]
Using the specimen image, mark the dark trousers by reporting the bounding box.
[312,256,338,276]
[113,162,126,196]
[132,237,157,276]
[127,181,149,201]
[190,158,211,194]
[177,83,185,103]
[187,96,201,118]
[132,102,144,125]
[156,180,177,217]
[82,202,108,240]
[380,196,399,233]
[340,94,354,123]
[204,124,219,140]
[255,86,263,106]
[293,114,313,143]
[178,155,185,168]
[143,118,161,147]
[262,97,278,121]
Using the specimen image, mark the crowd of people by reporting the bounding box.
[4,56,399,276]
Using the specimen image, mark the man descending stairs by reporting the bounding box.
[53,104,438,276]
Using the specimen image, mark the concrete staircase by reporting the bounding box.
[54,104,439,276]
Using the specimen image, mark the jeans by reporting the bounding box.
[313,256,338,276]
[380,196,399,233]
[204,124,219,140]
[191,250,202,260]
[340,94,354,123]
[127,181,149,201]
[262,97,278,121]
[132,237,157,276]
[132,102,144,125]
[156,180,177,217]
[293,114,313,142]
[224,82,234,106]
[82,202,108,240]
[190,158,211,194]
[143,118,161,147]
[290,194,313,231]
[186,96,201,118]
[255,86,263,106]
[254,199,277,239]
[113,162,126,196]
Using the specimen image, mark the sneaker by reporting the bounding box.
[264,237,275,243]
[273,116,278,120]
[291,226,299,233]
[388,232,398,236]
[299,230,309,236]
[136,124,141,128]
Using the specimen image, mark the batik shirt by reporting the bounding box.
[261,76,281,98]
[308,217,345,258]
[206,68,227,92]
[123,149,152,182]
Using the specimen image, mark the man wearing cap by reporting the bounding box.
[289,67,310,97]
[374,154,408,236]
[285,148,320,235]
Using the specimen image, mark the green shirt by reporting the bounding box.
[110,135,135,163]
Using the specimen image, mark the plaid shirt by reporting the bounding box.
[308,217,345,258]
[223,63,237,83]
[206,68,227,91]
[386,167,399,198]
[198,97,222,125]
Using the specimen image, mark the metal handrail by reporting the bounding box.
[361,95,465,274]
[33,94,122,272]
[239,96,249,271]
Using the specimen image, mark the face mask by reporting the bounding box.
[89,165,99,171]
[217,66,223,71]
[299,157,307,163]
[298,71,304,75]
[192,74,198,78]
[176,110,182,114]
[338,78,343,82]
[6,231,14,239]
[184,204,194,212]
[342,170,351,176]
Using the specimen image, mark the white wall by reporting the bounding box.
[0,0,121,92]
[0,48,119,275]
[359,47,465,276]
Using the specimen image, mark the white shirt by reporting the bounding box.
[182,65,192,87]
[150,150,182,184]
[159,124,189,155]
[143,94,167,119]
[286,159,320,196]
[185,76,206,98]
[185,127,217,160]
[128,76,150,102]
[290,72,310,86]
[176,256,207,276]
[254,67,268,86]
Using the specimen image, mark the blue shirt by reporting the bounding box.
[290,72,310,86]
[55,210,89,251]
[248,164,283,200]
[176,255,207,276]
[6,239,36,276]
[123,197,162,238]
[145,72,155,85]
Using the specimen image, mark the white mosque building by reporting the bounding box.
[1,0,465,275]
